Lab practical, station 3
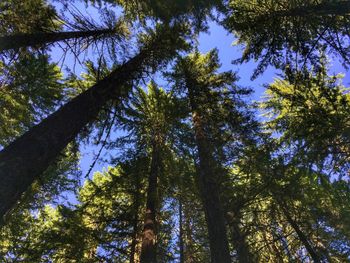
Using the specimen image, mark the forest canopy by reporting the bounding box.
[0,0,350,262]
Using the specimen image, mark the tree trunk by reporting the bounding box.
[187,87,231,263]
[0,29,114,52]
[184,205,195,263]
[130,172,142,263]
[0,27,181,222]
[279,203,321,263]
[227,211,253,263]
[179,199,185,263]
[140,141,161,263]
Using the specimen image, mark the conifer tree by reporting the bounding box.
[0,24,189,221]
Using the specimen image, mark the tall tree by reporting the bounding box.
[170,50,233,263]
[0,28,125,53]
[118,82,182,262]
[0,24,189,222]
[0,0,129,54]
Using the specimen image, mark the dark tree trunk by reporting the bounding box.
[0,29,179,222]
[179,199,185,263]
[227,211,253,263]
[280,204,321,263]
[187,87,231,263]
[140,141,161,263]
[0,29,114,52]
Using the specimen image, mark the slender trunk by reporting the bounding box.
[280,204,321,262]
[187,87,231,263]
[227,213,252,263]
[140,141,161,263]
[130,173,142,263]
[0,28,179,222]
[184,207,195,263]
[179,199,184,263]
[130,208,139,263]
[0,29,114,52]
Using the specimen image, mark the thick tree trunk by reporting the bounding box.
[0,28,179,222]
[0,29,114,52]
[188,87,231,263]
[179,199,185,263]
[140,141,161,263]
[280,203,321,263]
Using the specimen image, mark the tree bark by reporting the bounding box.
[140,141,161,263]
[0,29,114,52]
[0,27,180,222]
[187,86,231,263]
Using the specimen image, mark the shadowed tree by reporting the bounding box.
[0,24,189,222]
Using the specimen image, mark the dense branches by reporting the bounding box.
[0,0,350,262]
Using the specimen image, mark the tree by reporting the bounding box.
[221,0,350,78]
[0,0,130,54]
[0,24,189,222]
[169,50,234,263]
[87,0,222,30]
[0,28,125,53]
[261,65,350,173]
[2,1,350,262]
[119,82,181,262]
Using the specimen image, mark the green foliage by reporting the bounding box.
[88,0,221,30]
[0,0,59,34]
[222,0,350,78]
[262,67,350,171]
[0,54,65,145]
[1,1,350,262]
[120,82,181,150]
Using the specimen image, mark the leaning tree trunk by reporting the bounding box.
[0,26,184,222]
[140,140,161,263]
[187,86,231,263]
[0,29,114,52]
[279,202,321,263]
